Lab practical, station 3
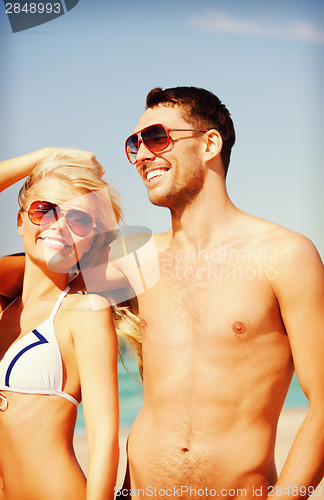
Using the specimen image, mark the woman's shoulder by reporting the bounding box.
[64,291,111,312]
[59,293,113,328]
[59,292,115,343]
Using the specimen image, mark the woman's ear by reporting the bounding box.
[204,129,223,161]
[17,211,24,237]
[76,231,106,272]
[84,233,96,254]
[76,234,96,269]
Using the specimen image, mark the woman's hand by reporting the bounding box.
[0,147,105,193]
[46,148,105,178]
[83,151,105,178]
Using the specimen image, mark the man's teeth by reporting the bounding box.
[42,238,66,250]
[146,169,168,181]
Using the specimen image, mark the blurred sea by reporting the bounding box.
[76,357,143,434]
[75,359,308,434]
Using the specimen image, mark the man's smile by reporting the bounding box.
[145,167,170,182]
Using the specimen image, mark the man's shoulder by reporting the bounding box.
[240,212,316,250]
[259,220,318,257]
[152,229,171,241]
[227,212,322,272]
[244,215,323,279]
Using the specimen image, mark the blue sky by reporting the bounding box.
[0,0,323,258]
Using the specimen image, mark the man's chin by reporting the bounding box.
[148,192,172,208]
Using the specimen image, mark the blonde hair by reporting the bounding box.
[19,149,122,270]
[19,149,122,221]
[19,149,142,374]
[113,303,143,380]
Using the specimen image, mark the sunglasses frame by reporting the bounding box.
[26,200,96,237]
[125,123,207,164]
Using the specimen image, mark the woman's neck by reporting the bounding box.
[22,256,69,304]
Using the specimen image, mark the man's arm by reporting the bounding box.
[0,254,25,299]
[269,234,324,499]
[72,231,160,304]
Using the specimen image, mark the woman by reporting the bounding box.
[0,148,121,500]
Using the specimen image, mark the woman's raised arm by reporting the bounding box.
[0,148,59,192]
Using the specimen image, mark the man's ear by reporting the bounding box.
[17,211,24,236]
[204,129,223,161]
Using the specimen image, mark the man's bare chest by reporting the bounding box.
[139,263,286,347]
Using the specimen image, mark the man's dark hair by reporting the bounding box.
[146,86,236,176]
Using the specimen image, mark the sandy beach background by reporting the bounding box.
[74,407,323,497]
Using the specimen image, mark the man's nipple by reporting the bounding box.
[140,318,147,330]
[232,321,247,335]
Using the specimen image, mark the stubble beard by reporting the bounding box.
[147,168,205,218]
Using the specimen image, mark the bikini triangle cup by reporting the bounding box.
[0,287,78,410]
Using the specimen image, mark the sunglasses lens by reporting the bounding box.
[66,210,94,237]
[142,124,168,152]
[126,134,139,164]
[125,124,169,164]
[28,201,57,225]
[28,201,94,237]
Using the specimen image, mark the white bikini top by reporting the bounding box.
[0,287,78,406]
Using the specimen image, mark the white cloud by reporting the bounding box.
[188,9,324,45]
[293,21,324,44]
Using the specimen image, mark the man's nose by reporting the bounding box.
[136,138,156,165]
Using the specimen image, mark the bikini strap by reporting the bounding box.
[49,286,70,320]
[0,296,20,318]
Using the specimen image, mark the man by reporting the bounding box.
[118,87,324,499]
[1,87,324,499]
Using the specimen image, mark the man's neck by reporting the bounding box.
[170,177,239,250]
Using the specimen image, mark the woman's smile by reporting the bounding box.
[40,236,72,251]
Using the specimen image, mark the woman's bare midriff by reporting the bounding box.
[0,392,85,500]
